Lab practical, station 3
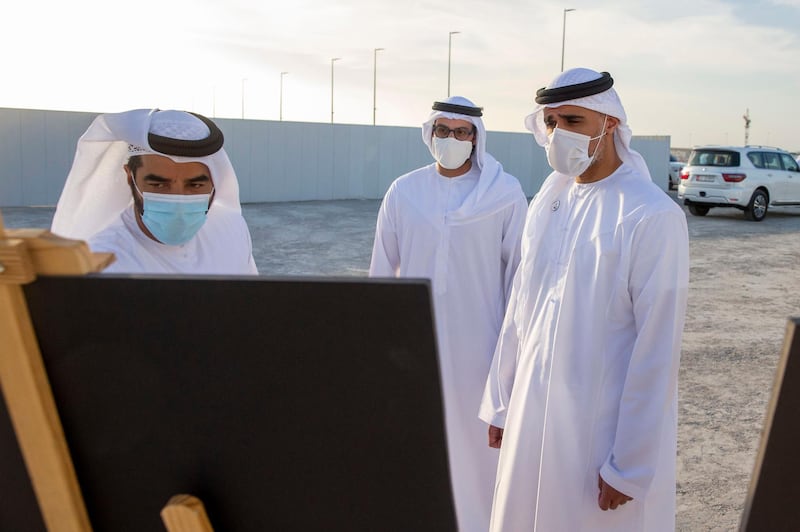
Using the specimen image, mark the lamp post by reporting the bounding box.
[280,71,288,121]
[241,78,247,119]
[448,31,460,97]
[331,57,341,124]
[373,48,384,126]
[561,8,575,72]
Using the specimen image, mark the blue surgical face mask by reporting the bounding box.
[131,178,212,245]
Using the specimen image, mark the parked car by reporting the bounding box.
[677,145,800,221]
[668,154,684,191]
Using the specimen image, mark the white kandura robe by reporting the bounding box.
[480,163,689,531]
[89,205,258,275]
[370,156,528,532]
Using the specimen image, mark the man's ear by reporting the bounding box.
[605,116,620,134]
[123,164,133,185]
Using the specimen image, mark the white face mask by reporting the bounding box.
[545,115,608,176]
[432,136,473,170]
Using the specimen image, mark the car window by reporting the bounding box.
[688,150,740,167]
[748,152,764,168]
[779,153,799,172]
[763,152,781,170]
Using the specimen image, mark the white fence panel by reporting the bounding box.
[0,108,670,206]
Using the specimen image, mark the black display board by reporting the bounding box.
[0,275,455,531]
[741,317,800,531]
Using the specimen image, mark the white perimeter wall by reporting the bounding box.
[0,107,671,207]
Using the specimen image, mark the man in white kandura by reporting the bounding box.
[51,108,258,274]
[480,68,689,531]
[370,96,528,532]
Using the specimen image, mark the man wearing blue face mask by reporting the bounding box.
[51,109,258,274]
[480,68,688,531]
[126,153,215,246]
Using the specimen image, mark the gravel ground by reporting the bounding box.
[676,204,800,531]
[3,194,800,530]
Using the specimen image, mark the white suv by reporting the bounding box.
[677,146,800,221]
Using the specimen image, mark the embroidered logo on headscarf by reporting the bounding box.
[551,200,560,212]
[128,143,149,155]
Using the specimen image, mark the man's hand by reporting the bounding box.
[488,425,504,448]
[598,474,632,511]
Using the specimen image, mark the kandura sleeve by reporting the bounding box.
[246,253,258,274]
[368,186,401,277]
[500,193,529,305]
[600,209,689,500]
[479,261,523,428]
[242,219,259,274]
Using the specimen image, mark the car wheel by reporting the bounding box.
[688,205,709,216]
[745,189,768,222]
[668,177,676,191]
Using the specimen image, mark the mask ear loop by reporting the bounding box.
[129,173,143,197]
[588,114,609,161]
[127,169,146,216]
[206,187,215,213]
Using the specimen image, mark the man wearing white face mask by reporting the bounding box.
[480,68,689,531]
[51,109,258,275]
[370,96,528,532]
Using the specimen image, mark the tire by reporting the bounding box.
[745,189,768,222]
[688,204,710,216]
[668,177,676,191]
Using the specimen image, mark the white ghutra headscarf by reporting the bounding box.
[422,95,487,170]
[51,109,242,240]
[420,96,524,223]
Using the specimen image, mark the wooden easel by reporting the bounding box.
[0,210,213,532]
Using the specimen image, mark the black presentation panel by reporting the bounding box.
[741,318,800,531]
[0,275,455,531]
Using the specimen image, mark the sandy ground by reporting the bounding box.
[3,194,800,530]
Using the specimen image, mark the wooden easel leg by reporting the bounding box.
[161,494,215,532]
[0,211,113,530]
[0,284,92,531]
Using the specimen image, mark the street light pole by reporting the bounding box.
[280,71,288,121]
[241,78,247,119]
[561,9,575,72]
[448,31,460,97]
[373,48,384,126]
[331,57,340,124]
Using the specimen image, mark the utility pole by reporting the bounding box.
[331,58,341,124]
[241,78,246,119]
[447,31,460,97]
[373,48,384,126]
[280,72,288,121]
[561,9,576,72]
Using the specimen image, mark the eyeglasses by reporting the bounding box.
[433,124,475,141]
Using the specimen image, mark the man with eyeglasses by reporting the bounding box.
[369,96,528,532]
[51,109,258,274]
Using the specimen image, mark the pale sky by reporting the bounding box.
[3,0,799,151]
